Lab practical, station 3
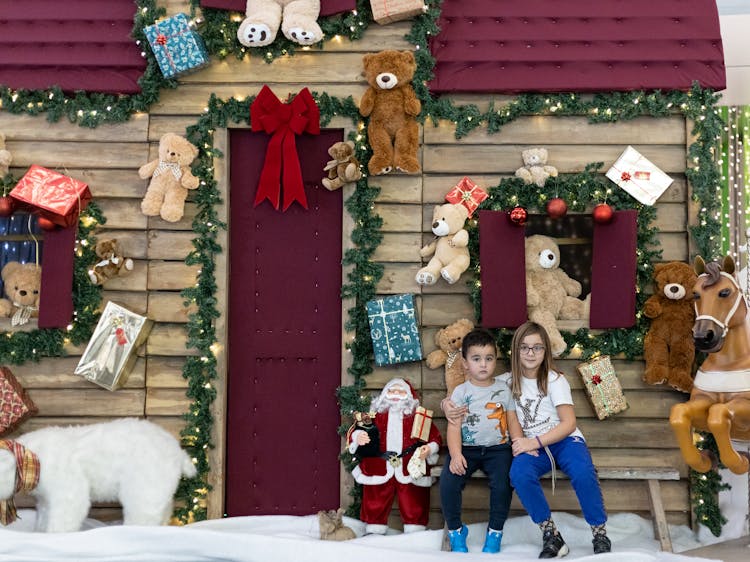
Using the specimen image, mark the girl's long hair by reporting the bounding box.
[510,321,557,399]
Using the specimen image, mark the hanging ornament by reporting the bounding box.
[546,197,568,219]
[37,216,57,231]
[0,196,14,217]
[509,206,528,226]
[592,203,614,224]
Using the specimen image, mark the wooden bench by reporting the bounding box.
[433,465,680,552]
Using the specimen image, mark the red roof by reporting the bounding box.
[429,0,726,93]
[0,0,146,94]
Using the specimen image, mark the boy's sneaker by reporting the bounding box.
[592,534,612,554]
[539,530,569,559]
[482,529,503,553]
[448,526,469,553]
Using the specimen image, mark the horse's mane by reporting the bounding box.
[702,261,722,288]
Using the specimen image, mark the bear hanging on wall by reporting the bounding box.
[237,0,323,47]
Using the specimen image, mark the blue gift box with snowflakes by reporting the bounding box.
[366,294,423,366]
[144,13,209,79]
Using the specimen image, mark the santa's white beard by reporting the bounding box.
[372,396,417,415]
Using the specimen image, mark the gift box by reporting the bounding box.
[370,0,426,24]
[576,356,628,420]
[605,146,673,206]
[445,176,488,218]
[366,294,422,366]
[144,13,209,79]
[74,302,153,391]
[10,165,91,228]
[410,406,433,441]
[0,366,37,436]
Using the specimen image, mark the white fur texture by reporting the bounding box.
[0,418,196,532]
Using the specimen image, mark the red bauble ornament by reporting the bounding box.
[546,197,568,219]
[0,196,14,217]
[509,206,528,226]
[37,217,57,231]
[592,203,614,224]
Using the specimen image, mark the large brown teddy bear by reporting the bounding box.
[416,203,470,286]
[642,261,697,393]
[0,262,41,326]
[425,318,474,396]
[525,234,588,357]
[139,133,199,223]
[359,50,421,176]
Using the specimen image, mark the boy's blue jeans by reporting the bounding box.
[440,444,513,530]
[510,435,607,526]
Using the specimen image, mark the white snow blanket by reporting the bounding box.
[0,511,721,562]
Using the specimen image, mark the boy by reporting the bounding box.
[439,329,522,553]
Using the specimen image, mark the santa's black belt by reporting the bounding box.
[380,442,421,466]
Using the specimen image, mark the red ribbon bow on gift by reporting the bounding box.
[591,374,602,385]
[250,86,320,211]
[155,34,168,45]
[620,171,632,182]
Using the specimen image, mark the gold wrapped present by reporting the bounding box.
[370,0,426,24]
[410,406,433,441]
[74,302,153,391]
[576,356,628,420]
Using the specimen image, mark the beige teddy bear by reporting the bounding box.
[139,133,199,223]
[425,318,474,395]
[318,508,356,541]
[515,147,558,187]
[88,239,134,286]
[525,234,588,356]
[237,0,322,47]
[322,141,362,191]
[0,262,41,327]
[416,203,470,285]
[0,133,12,177]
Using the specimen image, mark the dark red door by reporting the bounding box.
[226,129,343,515]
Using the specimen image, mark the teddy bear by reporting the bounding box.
[0,262,41,327]
[0,133,12,177]
[642,261,697,393]
[322,140,362,191]
[515,147,558,188]
[88,239,134,286]
[525,234,588,357]
[425,318,475,395]
[359,50,421,176]
[139,133,199,223]
[318,508,357,541]
[416,203,470,286]
[237,0,322,48]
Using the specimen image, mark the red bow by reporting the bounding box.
[155,34,168,45]
[250,86,320,211]
[620,171,631,182]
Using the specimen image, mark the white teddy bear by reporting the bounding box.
[237,0,323,48]
[515,147,558,188]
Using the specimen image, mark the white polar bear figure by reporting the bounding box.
[237,0,323,48]
[0,418,196,532]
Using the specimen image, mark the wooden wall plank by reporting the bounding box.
[99,261,147,291]
[146,324,193,356]
[376,203,423,232]
[146,388,191,415]
[148,230,195,260]
[372,233,422,262]
[12,357,145,389]
[146,356,188,388]
[8,141,147,169]
[27,389,144,416]
[148,292,196,322]
[101,291,149,315]
[147,261,200,290]
[0,113,149,142]
[97,199,148,229]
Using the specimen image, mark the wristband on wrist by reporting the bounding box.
[535,436,544,449]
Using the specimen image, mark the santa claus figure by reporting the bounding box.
[348,378,442,534]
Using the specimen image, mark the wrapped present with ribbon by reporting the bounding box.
[370,0,426,24]
[445,176,488,218]
[410,406,433,441]
[0,366,37,436]
[366,294,422,366]
[576,355,628,420]
[10,165,91,228]
[605,146,673,206]
[144,13,209,79]
[74,302,153,391]
[250,85,321,211]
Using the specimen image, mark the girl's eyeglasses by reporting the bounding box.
[519,345,545,355]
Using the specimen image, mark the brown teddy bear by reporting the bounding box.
[515,147,558,188]
[0,133,12,177]
[359,50,421,176]
[88,239,134,286]
[416,203,470,286]
[525,234,589,357]
[643,261,697,393]
[139,133,199,223]
[0,262,41,326]
[322,141,362,191]
[425,318,475,395]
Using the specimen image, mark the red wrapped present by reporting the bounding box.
[370,0,426,24]
[10,165,91,228]
[410,406,433,441]
[445,176,488,217]
[0,366,37,436]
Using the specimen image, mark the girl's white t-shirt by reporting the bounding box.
[515,371,584,440]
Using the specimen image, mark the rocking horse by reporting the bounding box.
[669,256,750,475]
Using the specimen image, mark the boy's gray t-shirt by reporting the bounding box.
[450,374,516,447]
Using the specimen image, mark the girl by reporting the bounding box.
[443,322,611,558]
